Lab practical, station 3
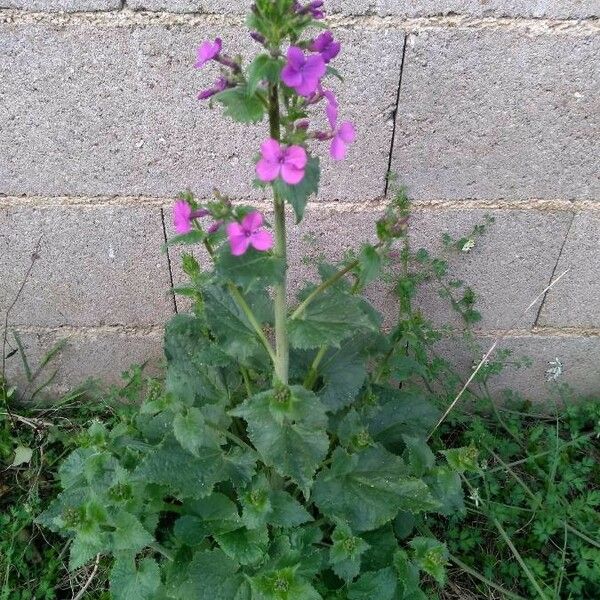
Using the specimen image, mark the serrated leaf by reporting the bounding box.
[69,526,108,571]
[313,446,437,532]
[441,446,479,473]
[347,567,396,600]
[215,526,269,565]
[110,554,161,600]
[215,85,265,123]
[359,523,398,572]
[204,284,269,365]
[174,493,241,546]
[326,65,344,81]
[217,246,285,293]
[289,292,377,350]
[316,340,367,412]
[272,156,320,223]
[357,245,382,288]
[427,467,465,516]
[402,435,436,477]
[368,387,439,452]
[247,55,284,94]
[230,386,329,496]
[111,512,154,553]
[134,436,226,499]
[250,566,322,600]
[329,522,370,583]
[270,491,313,528]
[173,407,224,456]
[178,549,245,599]
[409,537,449,585]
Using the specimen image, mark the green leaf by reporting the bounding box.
[134,436,226,499]
[270,491,313,528]
[326,65,344,81]
[11,445,33,467]
[427,467,464,516]
[393,550,422,597]
[329,522,370,583]
[178,549,245,599]
[409,537,449,585]
[273,156,320,223]
[359,524,398,571]
[204,284,268,364]
[289,292,377,350]
[313,446,437,532]
[368,387,439,451]
[174,493,241,546]
[357,245,382,288]
[110,554,161,600]
[250,566,322,600]
[69,525,108,570]
[217,246,285,293]
[173,407,224,456]
[166,229,206,247]
[247,55,284,94]
[317,340,367,412]
[111,512,154,553]
[402,435,435,477]
[441,446,479,473]
[231,386,329,496]
[215,526,269,566]
[215,85,265,124]
[347,567,396,600]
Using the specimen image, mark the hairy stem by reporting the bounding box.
[269,82,289,384]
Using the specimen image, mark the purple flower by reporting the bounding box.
[227,212,274,256]
[281,46,326,97]
[323,90,339,128]
[198,76,229,100]
[294,0,325,19]
[173,200,209,234]
[330,121,356,160]
[256,139,308,185]
[195,38,222,69]
[310,31,341,63]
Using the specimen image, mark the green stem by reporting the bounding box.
[291,258,360,320]
[241,367,253,398]
[269,82,289,384]
[227,282,276,365]
[304,346,328,389]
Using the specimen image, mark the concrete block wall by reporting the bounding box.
[1,2,599,400]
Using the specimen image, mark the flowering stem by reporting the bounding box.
[269,82,289,384]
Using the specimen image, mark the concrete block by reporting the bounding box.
[378,0,600,18]
[0,23,402,201]
[391,30,600,200]
[3,328,164,397]
[123,0,600,18]
[0,204,174,327]
[408,208,573,330]
[434,333,600,403]
[538,212,600,328]
[0,0,122,10]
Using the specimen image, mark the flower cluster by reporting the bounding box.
[187,2,357,257]
[173,199,273,257]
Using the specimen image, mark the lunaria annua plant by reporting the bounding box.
[39,2,478,598]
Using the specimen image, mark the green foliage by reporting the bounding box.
[432,396,600,598]
[215,86,266,124]
[273,155,320,223]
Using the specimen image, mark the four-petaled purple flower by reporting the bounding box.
[173,200,209,234]
[198,76,230,100]
[195,38,222,69]
[227,212,274,256]
[281,46,326,97]
[256,139,308,185]
[310,31,341,63]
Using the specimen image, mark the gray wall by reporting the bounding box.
[1,1,599,400]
